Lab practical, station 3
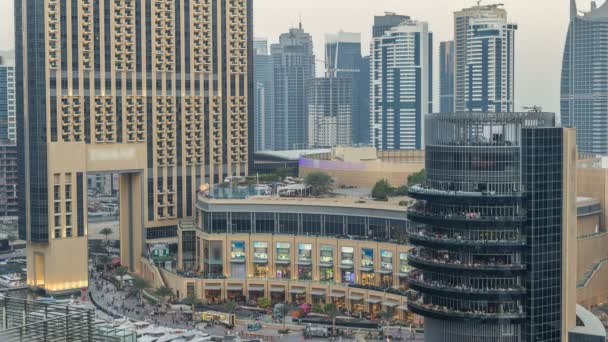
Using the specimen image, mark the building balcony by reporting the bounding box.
[408,184,524,203]
[407,293,526,323]
[407,226,525,249]
[407,250,526,273]
[407,207,525,228]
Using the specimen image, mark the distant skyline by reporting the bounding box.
[0,0,599,115]
[254,0,598,116]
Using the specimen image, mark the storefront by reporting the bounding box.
[340,246,355,284]
[319,245,334,282]
[204,284,222,303]
[226,284,244,302]
[382,301,399,320]
[330,291,346,309]
[349,293,365,314]
[360,248,375,286]
[253,241,269,277]
[366,297,382,317]
[297,243,313,280]
[270,286,286,304]
[290,287,306,304]
[230,241,246,278]
[398,252,411,290]
[275,242,291,279]
[311,289,326,305]
[379,250,394,288]
[248,285,265,303]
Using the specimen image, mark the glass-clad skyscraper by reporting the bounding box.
[561,0,608,155]
[407,112,577,342]
[439,41,455,114]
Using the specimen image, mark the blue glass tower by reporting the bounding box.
[561,0,608,155]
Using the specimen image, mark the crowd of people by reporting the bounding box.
[409,248,520,268]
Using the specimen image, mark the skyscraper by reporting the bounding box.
[15,0,252,292]
[453,4,514,113]
[253,38,274,151]
[439,41,455,114]
[0,54,17,219]
[370,18,432,150]
[561,0,608,155]
[307,77,353,148]
[407,112,577,342]
[271,24,315,150]
[324,31,368,145]
[372,12,411,38]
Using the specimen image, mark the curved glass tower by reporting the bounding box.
[406,113,577,342]
[561,0,608,155]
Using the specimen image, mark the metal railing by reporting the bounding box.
[0,297,134,342]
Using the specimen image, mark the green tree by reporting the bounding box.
[258,297,271,309]
[99,227,114,255]
[304,172,334,196]
[323,303,340,336]
[276,303,291,330]
[155,286,174,305]
[407,169,425,185]
[114,266,129,289]
[183,294,199,322]
[371,179,392,201]
[131,277,149,304]
[381,307,395,326]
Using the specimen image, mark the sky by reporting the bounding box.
[0,0,597,114]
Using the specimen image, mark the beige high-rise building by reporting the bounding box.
[15,0,252,293]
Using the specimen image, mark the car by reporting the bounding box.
[247,322,262,331]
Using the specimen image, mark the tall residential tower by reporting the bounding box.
[439,41,455,114]
[561,0,608,155]
[271,24,315,151]
[253,38,274,151]
[15,0,252,292]
[370,18,432,150]
[454,4,515,113]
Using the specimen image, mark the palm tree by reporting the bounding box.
[323,303,340,336]
[183,294,199,322]
[131,277,149,304]
[155,286,174,307]
[99,227,114,254]
[114,266,129,289]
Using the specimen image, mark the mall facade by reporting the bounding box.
[140,194,417,321]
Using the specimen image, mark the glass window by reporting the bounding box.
[298,243,312,262]
[230,241,245,262]
[276,242,291,263]
[253,241,268,262]
[255,213,275,234]
[390,219,408,242]
[278,213,298,235]
[369,218,388,240]
[361,248,374,268]
[232,212,251,233]
[399,252,411,274]
[381,250,393,272]
[302,214,322,236]
[320,245,334,265]
[341,246,354,266]
[347,216,366,237]
[211,212,227,233]
[326,215,343,236]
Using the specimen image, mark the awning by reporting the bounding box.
[339,264,354,269]
[398,305,408,311]
[365,298,382,304]
[310,290,326,296]
[297,260,312,266]
[349,294,364,301]
[330,292,345,298]
[382,301,399,307]
[270,286,285,293]
[289,288,306,294]
[226,285,243,291]
[275,260,291,265]
[248,285,265,291]
[253,259,268,264]
[205,284,221,291]
[378,269,393,274]
[398,273,409,278]
[359,266,374,272]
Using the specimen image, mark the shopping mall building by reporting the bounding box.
[140,191,416,321]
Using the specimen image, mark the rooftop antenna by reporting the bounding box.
[298,14,302,30]
[477,0,482,6]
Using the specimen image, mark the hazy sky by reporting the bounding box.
[0,0,597,114]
